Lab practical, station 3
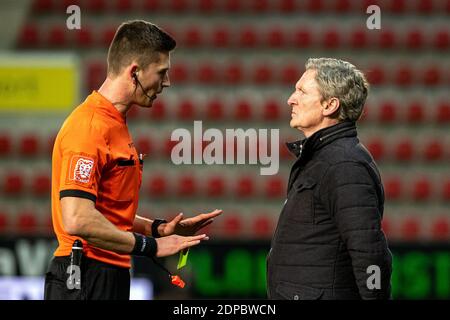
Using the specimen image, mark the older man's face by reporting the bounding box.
[287,69,325,137]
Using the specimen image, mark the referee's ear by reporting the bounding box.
[130,65,139,82]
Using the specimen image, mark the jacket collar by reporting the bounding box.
[286,121,357,157]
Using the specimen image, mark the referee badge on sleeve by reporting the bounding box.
[68,154,95,185]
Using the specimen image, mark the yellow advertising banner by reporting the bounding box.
[0,54,79,112]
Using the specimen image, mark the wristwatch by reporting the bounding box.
[151,219,167,238]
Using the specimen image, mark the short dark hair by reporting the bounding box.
[107,20,176,77]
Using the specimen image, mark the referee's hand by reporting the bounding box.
[155,234,209,257]
[161,209,223,237]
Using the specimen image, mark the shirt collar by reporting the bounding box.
[89,90,126,124]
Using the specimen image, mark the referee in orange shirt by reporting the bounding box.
[44,20,222,300]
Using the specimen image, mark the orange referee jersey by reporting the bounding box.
[51,91,143,268]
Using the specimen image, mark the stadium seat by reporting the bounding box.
[100,26,117,47]
[252,215,273,238]
[224,62,244,84]
[443,179,450,201]
[381,217,392,238]
[60,0,80,11]
[281,63,301,84]
[32,174,51,197]
[417,0,434,13]
[183,26,203,47]
[169,0,189,12]
[16,211,38,234]
[278,0,297,12]
[235,176,255,197]
[378,29,396,49]
[170,63,189,83]
[115,0,133,11]
[87,61,106,92]
[366,138,385,161]
[177,175,197,197]
[384,176,402,200]
[263,100,281,121]
[87,0,106,12]
[135,136,153,156]
[206,176,226,197]
[366,65,385,86]
[19,134,39,157]
[205,99,225,120]
[322,28,341,49]
[238,26,259,47]
[431,217,449,240]
[126,105,140,120]
[177,100,196,120]
[436,102,450,123]
[334,0,352,13]
[3,173,24,196]
[406,101,425,123]
[198,0,216,12]
[32,0,53,12]
[394,139,414,162]
[17,24,39,48]
[47,25,66,47]
[350,28,368,49]
[197,62,218,83]
[224,0,242,12]
[221,214,242,236]
[251,0,270,12]
[74,27,93,47]
[0,133,11,157]
[164,138,179,158]
[294,28,312,48]
[234,99,252,120]
[147,175,167,197]
[211,26,231,48]
[434,29,449,49]
[306,0,324,12]
[400,217,420,240]
[423,140,444,161]
[405,29,424,49]
[379,101,397,122]
[388,0,406,13]
[252,64,273,84]
[394,65,414,86]
[148,100,166,120]
[264,176,284,198]
[412,177,432,201]
[422,66,441,86]
[266,26,286,48]
[0,210,7,232]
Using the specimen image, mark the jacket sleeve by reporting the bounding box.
[320,161,392,299]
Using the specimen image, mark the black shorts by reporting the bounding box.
[44,256,130,300]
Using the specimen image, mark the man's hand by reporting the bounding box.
[159,209,223,237]
[155,234,209,257]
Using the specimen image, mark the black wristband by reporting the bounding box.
[131,233,157,257]
[151,219,167,238]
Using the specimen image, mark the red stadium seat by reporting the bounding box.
[205,99,224,120]
[350,28,368,49]
[126,105,140,120]
[406,102,425,123]
[434,29,449,49]
[74,27,93,47]
[431,217,449,240]
[238,27,259,48]
[417,0,434,13]
[306,0,323,12]
[149,100,166,120]
[384,176,402,200]
[3,173,24,196]
[422,66,442,86]
[234,99,252,120]
[265,176,284,198]
[224,0,241,12]
[147,175,167,197]
[281,64,301,84]
[197,62,218,83]
[164,138,179,158]
[206,176,226,197]
[87,0,106,12]
[222,214,243,236]
[16,211,38,233]
[235,176,255,197]
[87,61,106,92]
[183,26,203,47]
[17,24,39,48]
[405,29,424,49]
[135,136,153,156]
[294,28,312,48]
[252,215,273,238]
[47,25,66,47]
[60,0,80,11]
[379,101,397,123]
[0,133,11,157]
[32,174,51,197]
[143,0,161,11]
[278,0,296,12]
[394,139,414,162]
[366,138,385,161]
[252,64,273,84]
[394,66,414,86]
[366,65,386,86]
[0,210,7,232]
[32,0,53,12]
[378,29,396,49]
[412,177,432,201]
[198,0,216,12]
[169,0,189,12]
[47,134,57,156]
[211,26,231,48]
[224,62,244,84]
[263,100,281,121]
[101,26,117,47]
[334,0,352,13]
[170,63,189,83]
[266,26,286,48]
[442,179,450,201]
[251,0,270,12]
[19,134,39,157]
[177,175,197,197]
[322,28,341,49]
[423,140,444,161]
[388,0,406,13]
[436,102,450,123]
[400,217,420,240]
[115,0,133,11]
[177,100,196,120]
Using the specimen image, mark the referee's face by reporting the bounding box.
[133,52,171,108]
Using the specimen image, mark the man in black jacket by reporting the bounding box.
[267,58,392,300]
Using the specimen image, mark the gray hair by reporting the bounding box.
[305,58,369,122]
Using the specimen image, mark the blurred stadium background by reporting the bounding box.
[0,0,449,300]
